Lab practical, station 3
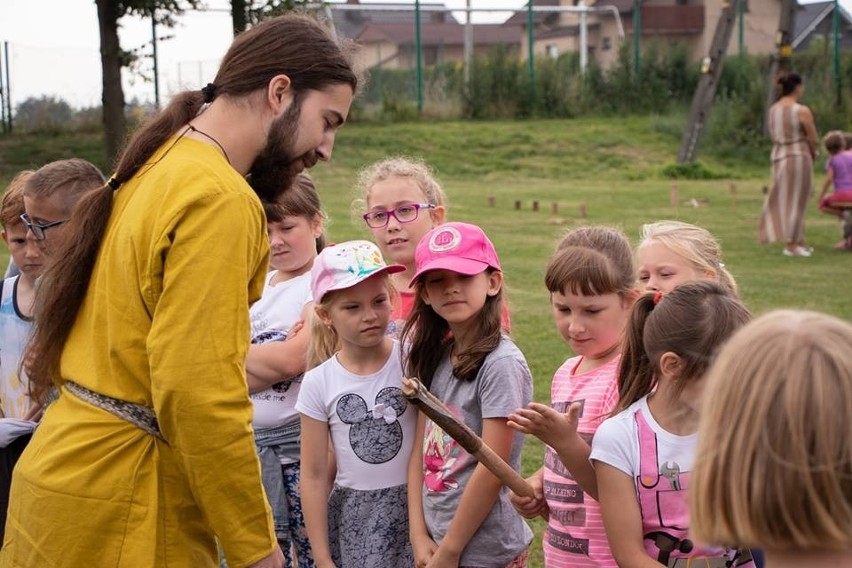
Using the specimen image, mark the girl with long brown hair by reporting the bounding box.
[1,14,356,568]
[404,222,533,568]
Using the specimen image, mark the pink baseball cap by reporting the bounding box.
[409,222,502,287]
[310,240,405,302]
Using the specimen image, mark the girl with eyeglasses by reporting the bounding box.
[354,157,447,338]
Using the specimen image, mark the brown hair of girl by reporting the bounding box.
[263,172,327,253]
[547,225,635,297]
[27,14,357,403]
[402,268,504,387]
[614,280,750,414]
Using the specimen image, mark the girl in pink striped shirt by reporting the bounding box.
[508,226,639,568]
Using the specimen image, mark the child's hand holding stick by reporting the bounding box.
[402,377,536,499]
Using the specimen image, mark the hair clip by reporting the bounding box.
[653,290,664,305]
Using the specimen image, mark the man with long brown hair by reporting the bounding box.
[1,14,356,568]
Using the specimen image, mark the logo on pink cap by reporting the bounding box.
[429,226,462,253]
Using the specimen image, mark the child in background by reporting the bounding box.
[636,220,738,296]
[508,226,639,567]
[0,172,43,547]
[248,173,324,568]
[692,310,852,568]
[296,240,416,568]
[22,158,105,260]
[404,222,533,568]
[356,157,447,337]
[591,282,753,567]
[817,131,852,249]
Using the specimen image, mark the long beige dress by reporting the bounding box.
[759,102,813,244]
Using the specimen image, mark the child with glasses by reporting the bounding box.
[22,158,105,258]
[355,157,447,337]
[0,172,43,548]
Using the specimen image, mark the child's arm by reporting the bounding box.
[820,166,835,200]
[408,413,438,568]
[508,401,599,499]
[427,417,515,568]
[300,414,336,568]
[246,304,311,393]
[595,461,663,568]
[509,466,548,519]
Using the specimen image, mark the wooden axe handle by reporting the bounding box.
[402,377,536,499]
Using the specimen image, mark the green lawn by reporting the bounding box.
[1,116,849,566]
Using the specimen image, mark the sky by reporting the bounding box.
[0,0,527,111]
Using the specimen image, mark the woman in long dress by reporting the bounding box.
[759,72,819,257]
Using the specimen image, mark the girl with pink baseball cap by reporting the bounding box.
[295,240,417,568]
[402,222,534,568]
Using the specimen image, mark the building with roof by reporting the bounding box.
[512,0,782,68]
[328,0,523,70]
[792,1,852,52]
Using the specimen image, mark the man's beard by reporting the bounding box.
[248,99,317,202]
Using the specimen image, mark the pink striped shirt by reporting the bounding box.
[543,355,620,567]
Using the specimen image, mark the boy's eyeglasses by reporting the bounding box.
[20,213,69,241]
[363,203,436,229]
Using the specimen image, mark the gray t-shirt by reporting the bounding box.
[421,336,534,567]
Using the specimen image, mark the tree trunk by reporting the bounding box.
[96,0,126,168]
[232,0,248,35]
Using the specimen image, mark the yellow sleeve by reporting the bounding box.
[146,190,275,567]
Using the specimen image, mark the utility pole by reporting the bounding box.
[415,0,423,113]
[464,0,473,98]
[677,0,744,163]
[151,11,161,109]
[764,0,797,133]
[633,0,641,76]
[833,0,841,108]
[3,42,10,133]
[0,42,6,134]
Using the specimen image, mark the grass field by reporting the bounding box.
[1,116,849,566]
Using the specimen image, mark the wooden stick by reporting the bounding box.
[402,377,536,499]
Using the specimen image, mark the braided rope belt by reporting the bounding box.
[64,380,167,444]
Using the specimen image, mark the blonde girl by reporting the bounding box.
[508,226,639,567]
[636,221,738,296]
[296,240,416,568]
[590,282,753,568]
[692,310,852,568]
[404,222,533,568]
[246,173,324,568]
[355,157,447,336]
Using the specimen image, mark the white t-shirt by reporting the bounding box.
[249,270,312,429]
[295,341,416,491]
[590,395,697,481]
[0,276,33,420]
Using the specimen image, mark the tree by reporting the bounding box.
[95,0,199,166]
[230,1,320,35]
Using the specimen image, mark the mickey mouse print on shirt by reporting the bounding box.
[336,386,408,464]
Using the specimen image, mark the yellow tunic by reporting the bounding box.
[1,136,276,567]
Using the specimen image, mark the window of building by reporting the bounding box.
[602,37,612,51]
[546,44,559,58]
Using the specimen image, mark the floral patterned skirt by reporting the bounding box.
[328,483,414,568]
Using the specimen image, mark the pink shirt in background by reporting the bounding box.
[829,150,852,192]
[543,355,620,568]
